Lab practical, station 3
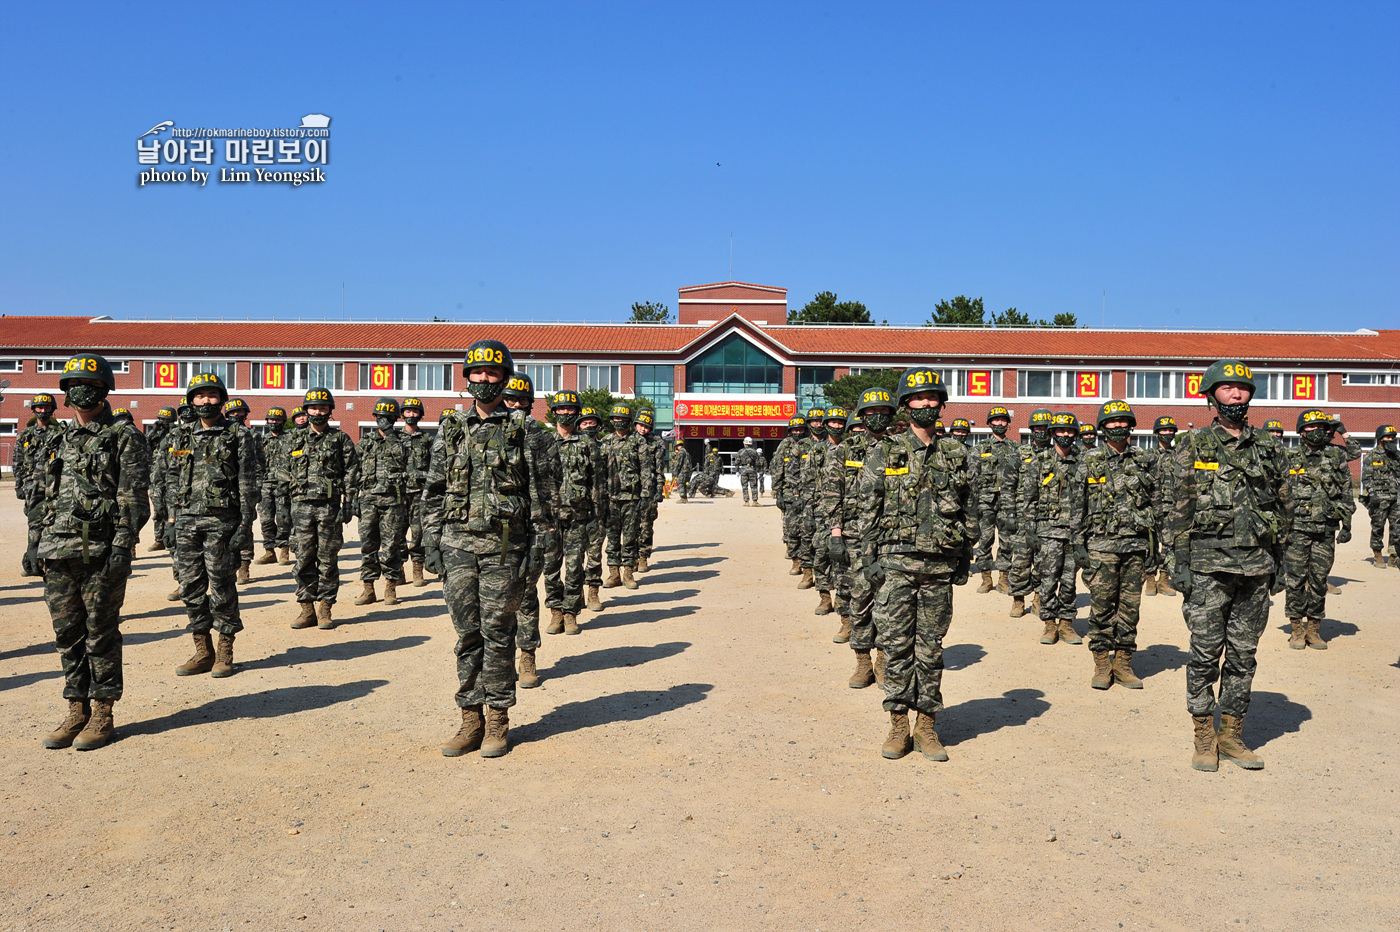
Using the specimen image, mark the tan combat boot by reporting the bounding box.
[176,632,215,676]
[1112,649,1143,688]
[1009,596,1026,618]
[278,546,292,565]
[73,699,114,751]
[412,560,426,586]
[148,538,165,552]
[622,566,639,590]
[977,570,995,593]
[254,548,278,565]
[1326,579,1341,594]
[354,580,377,605]
[814,591,834,616]
[518,649,539,689]
[1374,549,1386,567]
[636,555,650,573]
[848,650,875,688]
[382,580,399,606]
[1091,651,1113,690]
[1156,571,1176,596]
[995,571,1011,595]
[797,568,815,590]
[1288,618,1307,649]
[291,602,316,629]
[603,566,622,588]
[43,700,91,749]
[832,616,851,643]
[441,705,484,757]
[1216,714,1264,770]
[1032,592,1042,614]
[546,609,565,635]
[1191,715,1218,772]
[211,633,236,678]
[586,586,603,612]
[1143,572,1158,596]
[873,649,886,686]
[316,601,335,630]
[1057,619,1082,645]
[881,711,911,759]
[911,712,948,761]
[481,707,510,758]
[167,585,183,601]
[236,558,251,584]
[789,558,803,576]
[563,613,580,635]
[1305,618,1328,650]
[1039,619,1059,645]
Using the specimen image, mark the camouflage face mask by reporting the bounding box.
[402,414,421,427]
[1301,427,1329,447]
[193,402,223,419]
[554,411,579,428]
[1215,401,1250,424]
[908,406,940,427]
[862,413,892,434]
[1103,426,1132,443]
[1383,440,1397,454]
[308,413,330,427]
[375,416,397,432]
[65,384,107,410]
[990,423,1008,437]
[467,378,505,403]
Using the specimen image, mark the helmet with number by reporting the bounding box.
[463,339,514,378]
[636,408,655,427]
[30,393,57,415]
[1296,408,1330,433]
[1376,424,1397,442]
[1079,422,1097,436]
[290,405,306,421]
[1262,419,1284,434]
[1152,415,1177,433]
[156,405,176,420]
[502,373,534,404]
[185,371,228,404]
[824,406,848,428]
[806,408,827,439]
[986,405,1011,424]
[303,387,335,410]
[373,397,401,421]
[58,353,116,392]
[950,417,971,431]
[609,403,634,424]
[111,407,133,424]
[177,403,197,422]
[223,398,250,420]
[1096,399,1135,429]
[578,405,601,425]
[786,416,807,433]
[1199,359,1256,399]
[856,388,895,416]
[266,406,287,422]
[400,397,425,417]
[1030,408,1053,429]
[896,368,949,406]
[1050,411,1079,431]
[550,390,580,410]
[848,416,865,431]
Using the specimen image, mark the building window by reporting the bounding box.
[797,367,836,412]
[1017,369,1110,399]
[0,360,21,372]
[144,361,233,389]
[358,363,446,393]
[1343,372,1400,386]
[686,334,784,395]
[253,362,344,392]
[519,364,562,394]
[635,365,675,428]
[42,359,129,373]
[952,369,1002,399]
[1252,372,1326,403]
[0,421,16,436]
[579,365,621,393]
[1127,370,1176,399]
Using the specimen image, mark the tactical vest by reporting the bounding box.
[440,411,528,533]
[556,434,597,519]
[1287,446,1345,531]
[289,428,352,502]
[1184,427,1285,546]
[1363,450,1398,499]
[404,431,432,492]
[802,441,828,495]
[1031,448,1084,528]
[837,433,870,535]
[973,437,1018,495]
[42,422,125,543]
[169,423,243,513]
[360,432,409,499]
[875,435,969,554]
[1085,445,1154,542]
[607,433,647,498]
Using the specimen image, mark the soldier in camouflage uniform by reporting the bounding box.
[287,388,360,630]
[1320,416,1362,594]
[28,353,149,751]
[971,405,1019,596]
[822,387,895,686]
[1262,419,1285,440]
[1143,415,1180,596]
[425,340,555,758]
[353,397,412,607]
[602,403,654,590]
[1282,409,1355,649]
[151,403,198,600]
[797,407,828,594]
[671,438,693,504]
[1079,422,1097,451]
[15,393,60,576]
[1083,400,1156,689]
[1167,359,1290,772]
[398,398,434,585]
[948,417,972,445]
[221,397,262,583]
[1009,408,1054,618]
[634,408,665,569]
[771,416,809,574]
[546,391,607,650]
[164,373,260,678]
[577,406,608,611]
[853,369,975,762]
[254,407,293,566]
[145,404,176,449]
[140,405,177,555]
[1021,412,1088,645]
[809,407,847,615]
[1362,424,1399,566]
[735,436,763,504]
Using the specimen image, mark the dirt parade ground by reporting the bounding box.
[1,489,1397,932]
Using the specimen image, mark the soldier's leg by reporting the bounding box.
[833,559,851,617]
[1084,551,1118,653]
[177,520,215,633]
[640,501,658,560]
[543,533,565,612]
[405,496,424,563]
[974,500,998,573]
[516,542,544,651]
[1306,531,1333,620]
[77,559,125,702]
[994,504,1016,573]
[1368,500,1388,554]
[799,502,815,570]
[292,504,320,603]
[1283,532,1310,622]
[561,520,588,616]
[911,571,954,716]
[1057,542,1079,620]
[783,505,803,560]
[1037,539,1068,619]
[811,522,832,592]
[1114,551,1145,651]
[1217,575,1271,717]
[46,559,95,700]
[444,549,485,708]
[1008,533,1035,596]
[478,549,525,709]
[1386,499,1400,560]
[258,490,278,551]
[317,503,344,603]
[876,562,917,713]
[360,498,384,581]
[619,500,642,566]
[275,488,293,549]
[382,502,408,584]
[585,517,605,586]
[204,518,243,636]
[1184,571,1234,716]
[606,509,624,569]
[848,552,876,651]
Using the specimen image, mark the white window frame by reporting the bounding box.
[518,364,562,394]
[1342,372,1400,386]
[1016,368,1110,400]
[0,359,21,372]
[578,364,620,393]
[42,358,129,373]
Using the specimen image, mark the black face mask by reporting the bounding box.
[1215,401,1250,424]
[1103,426,1132,443]
[1053,432,1077,450]
[789,429,808,440]
[64,384,107,410]
[1031,428,1050,447]
[1157,432,1176,448]
[193,403,223,419]
[908,406,940,427]
[555,411,579,428]
[268,420,285,434]
[990,423,1008,437]
[826,425,845,441]
[1383,440,1397,454]
[402,415,421,428]
[468,379,505,403]
[809,424,827,440]
[309,413,330,428]
[863,413,892,434]
[376,416,397,432]
[1081,435,1097,447]
[1302,427,1329,447]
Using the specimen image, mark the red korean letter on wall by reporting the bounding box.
[966,370,991,396]
[155,362,179,389]
[369,364,394,391]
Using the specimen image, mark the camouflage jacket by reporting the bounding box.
[1362,447,1399,502]
[525,418,562,512]
[162,419,260,526]
[421,406,554,555]
[29,413,150,560]
[970,435,1021,503]
[1084,443,1156,553]
[261,427,294,488]
[357,429,412,501]
[145,419,173,452]
[554,429,607,522]
[671,446,693,484]
[770,436,802,503]
[853,431,976,568]
[704,449,722,477]
[13,419,58,500]
[643,433,666,502]
[402,428,433,493]
[734,447,763,473]
[1020,446,1087,543]
[1287,444,1354,534]
[1149,441,1178,521]
[800,438,831,502]
[820,431,872,541]
[1166,422,1290,577]
[603,431,654,501]
[287,425,360,504]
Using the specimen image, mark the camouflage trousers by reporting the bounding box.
[1184,571,1271,717]
[1284,528,1335,621]
[840,543,877,651]
[543,518,590,616]
[1083,549,1145,652]
[687,472,718,497]
[292,500,344,604]
[1146,508,1170,574]
[405,492,425,561]
[673,470,691,499]
[874,554,953,716]
[1036,537,1079,621]
[46,556,128,701]
[740,467,759,502]
[359,494,407,582]
[175,513,243,635]
[444,545,524,710]
[258,482,291,550]
[780,498,806,560]
[583,515,605,586]
[517,552,545,651]
[1367,497,1399,557]
[639,500,659,560]
[802,501,827,583]
[1008,530,1042,597]
[607,499,643,568]
[809,522,837,602]
[973,494,1016,573]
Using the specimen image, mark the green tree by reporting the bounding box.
[991,306,1032,327]
[821,368,902,411]
[929,295,987,327]
[629,301,673,324]
[788,291,871,324]
[1050,312,1079,328]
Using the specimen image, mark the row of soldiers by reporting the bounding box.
[770,361,1399,771]
[17,342,674,757]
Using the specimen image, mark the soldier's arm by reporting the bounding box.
[819,443,845,531]
[344,434,361,501]
[1165,437,1196,548]
[113,429,145,549]
[852,444,886,557]
[640,439,656,502]
[13,433,29,499]
[421,430,449,550]
[1342,434,1362,462]
[237,428,259,528]
[524,427,554,531]
[952,445,979,557]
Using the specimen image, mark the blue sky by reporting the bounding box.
[1,2,1395,330]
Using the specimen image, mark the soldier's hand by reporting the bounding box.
[952,555,971,586]
[1337,526,1352,545]
[229,524,252,553]
[828,535,847,564]
[164,521,179,549]
[340,500,354,525]
[104,544,131,578]
[1074,543,1090,569]
[1170,545,1193,600]
[863,558,885,589]
[21,544,42,578]
[424,544,444,577]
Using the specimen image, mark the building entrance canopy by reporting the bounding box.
[673,393,797,440]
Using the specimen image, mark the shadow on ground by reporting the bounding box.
[940,688,1050,746]
[545,641,689,678]
[601,588,699,609]
[1133,643,1189,679]
[119,679,389,738]
[638,569,719,586]
[945,643,985,671]
[649,542,719,553]
[647,556,726,571]
[582,604,700,631]
[0,668,62,691]
[1247,691,1312,748]
[511,683,713,743]
[251,635,430,671]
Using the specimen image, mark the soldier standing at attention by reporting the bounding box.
[810,407,848,616]
[1083,401,1155,689]
[424,340,554,758]
[29,354,149,750]
[1009,408,1054,618]
[577,406,608,611]
[153,403,197,600]
[501,374,561,669]
[16,393,60,576]
[221,398,262,583]
[399,398,433,585]
[546,390,606,646]
[1262,419,1285,440]
[1167,360,1290,772]
[602,403,653,590]
[288,388,360,630]
[634,408,664,570]
[141,405,176,552]
[1079,423,1098,450]
[1144,415,1180,596]
[949,418,972,445]
[1282,409,1354,649]
[771,416,808,574]
[254,407,293,566]
[671,437,693,504]
[1021,412,1088,646]
[354,397,411,607]
[165,373,259,678]
[1320,416,1362,594]
[1362,425,1399,566]
[736,436,762,505]
[796,408,827,593]
[972,405,1019,596]
[854,369,974,762]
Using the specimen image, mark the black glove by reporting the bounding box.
[1074,543,1090,570]
[526,534,545,578]
[1337,526,1352,545]
[104,544,131,578]
[828,535,847,564]
[340,499,354,525]
[164,521,179,549]
[863,557,885,589]
[1169,545,1193,600]
[22,544,42,578]
[952,554,971,586]
[229,524,252,553]
[424,543,444,577]
[1024,523,1040,551]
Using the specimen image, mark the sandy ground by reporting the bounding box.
[1,488,1397,932]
